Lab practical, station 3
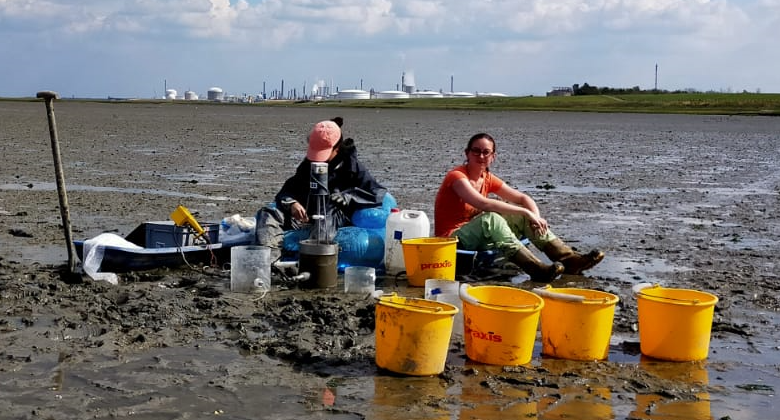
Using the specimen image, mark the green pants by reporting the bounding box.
[452,212,558,259]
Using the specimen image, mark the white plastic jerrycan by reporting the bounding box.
[384,209,430,276]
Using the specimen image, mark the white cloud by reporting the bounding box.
[1,0,778,97]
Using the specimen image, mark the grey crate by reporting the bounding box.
[145,221,219,248]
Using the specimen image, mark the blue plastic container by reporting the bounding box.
[282,226,386,272]
[335,226,385,271]
[279,193,395,272]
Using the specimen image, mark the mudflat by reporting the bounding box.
[1,100,778,419]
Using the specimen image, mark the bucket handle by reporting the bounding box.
[633,283,706,305]
[632,282,655,295]
[532,286,615,304]
[532,287,584,303]
[459,284,541,310]
[375,292,451,312]
[636,292,704,305]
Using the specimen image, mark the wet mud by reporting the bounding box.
[1,101,779,419]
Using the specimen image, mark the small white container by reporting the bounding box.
[425,279,463,340]
[230,245,271,293]
[344,266,376,294]
[384,209,430,276]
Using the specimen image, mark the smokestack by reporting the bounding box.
[655,64,658,91]
[450,75,453,93]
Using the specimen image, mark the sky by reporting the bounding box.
[1,0,779,99]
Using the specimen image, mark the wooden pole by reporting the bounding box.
[36,91,77,274]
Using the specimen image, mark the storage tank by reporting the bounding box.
[336,89,370,100]
[165,89,177,100]
[411,90,443,98]
[184,90,198,100]
[207,87,224,101]
[447,91,476,98]
[376,90,410,99]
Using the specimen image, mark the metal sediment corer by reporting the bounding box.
[310,162,328,196]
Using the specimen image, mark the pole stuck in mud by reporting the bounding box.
[36,90,78,275]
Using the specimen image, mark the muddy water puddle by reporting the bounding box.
[3,346,341,419]
[286,333,777,419]
[7,264,778,420]
[13,334,770,419]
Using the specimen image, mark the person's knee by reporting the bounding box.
[480,212,507,225]
[480,212,517,241]
[255,206,285,246]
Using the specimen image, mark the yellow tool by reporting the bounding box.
[170,205,206,238]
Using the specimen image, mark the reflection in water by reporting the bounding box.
[51,368,64,392]
[538,386,612,420]
[458,366,538,419]
[50,352,71,392]
[356,356,715,419]
[535,358,613,419]
[631,357,712,420]
[321,387,335,406]
[371,375,450,420]
[446,362,615,420]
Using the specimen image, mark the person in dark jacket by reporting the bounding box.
[255,117,387,260]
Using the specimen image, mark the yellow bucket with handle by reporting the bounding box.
[460,284,543,366]
[634,283,718,361]
[375,294,458,376]
[534,286,619,361]
[401,237,457,286]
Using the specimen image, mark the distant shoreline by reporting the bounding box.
[3,93,779,116]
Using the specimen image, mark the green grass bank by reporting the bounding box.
[5,92,780,115]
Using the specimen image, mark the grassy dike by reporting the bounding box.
[5,92,780,115]
[296,93,780,115]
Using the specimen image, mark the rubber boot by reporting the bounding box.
[510,246,564,283]
[542,238,605,275]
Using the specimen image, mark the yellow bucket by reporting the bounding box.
[401,237,457,287]
[460,284,543,366]
[375,294,459,376]
[635,284,718,361]
[534,286,619,361]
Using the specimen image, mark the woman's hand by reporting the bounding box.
[529,216,549,236]
[290,202,309,223]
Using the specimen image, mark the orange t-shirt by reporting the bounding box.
[434,166,504,237]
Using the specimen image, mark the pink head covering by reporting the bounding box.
[306,120,341,162]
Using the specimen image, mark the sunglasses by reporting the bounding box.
[468,147,494,157]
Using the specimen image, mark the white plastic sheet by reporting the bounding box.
[219,215,256,244]
[82,233,142,285]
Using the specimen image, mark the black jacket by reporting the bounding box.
[275,138,386,232]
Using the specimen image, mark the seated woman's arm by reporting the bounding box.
[452,178,548,235]
[494,184,540,217]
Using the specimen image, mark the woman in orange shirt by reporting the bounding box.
[434,133,604,282]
